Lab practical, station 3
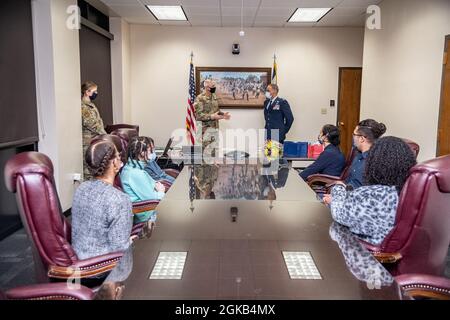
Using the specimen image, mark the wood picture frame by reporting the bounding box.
[195,67,272,109]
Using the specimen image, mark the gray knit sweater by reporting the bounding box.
[72,180,133,260]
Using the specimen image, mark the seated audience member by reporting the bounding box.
[300,124,346,180]
[344,119,387,190]
[72,141,133,260]
[325,136,417,245]
[143,137,176,184]
[120,137,166,224]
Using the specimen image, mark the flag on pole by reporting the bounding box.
[272,54,278,84]
[186,53,197,145]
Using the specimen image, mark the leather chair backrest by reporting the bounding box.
[105,124,139,135]
[340,147,359,181]
[4,152,77,268]
[111,128,138,158]
[402,138,420,159]
[91,134,125,163]
[381,154,450,275]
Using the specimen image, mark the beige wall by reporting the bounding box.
[32,0,83,210]
[360,0,450,162]
[111,17,132,124]
[129,25,364,147]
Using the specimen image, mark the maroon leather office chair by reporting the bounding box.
[363,154,450,276]
[307,138,420,193]
[1,283,94,300]
[4,152,123,282]
[105,124,139,135]
[396,274,450,300]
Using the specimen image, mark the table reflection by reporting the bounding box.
[189,163,290,201]
[329,222,394,289]
[95,246,134,300]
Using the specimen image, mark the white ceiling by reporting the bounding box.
[100,0,383,27]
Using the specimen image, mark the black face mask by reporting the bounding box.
[90,92,98,100]
[209,87,216,94]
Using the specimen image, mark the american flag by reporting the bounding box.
[272,54,278,85]
[186,57,197,145]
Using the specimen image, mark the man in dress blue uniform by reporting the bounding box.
[263,84,294,144]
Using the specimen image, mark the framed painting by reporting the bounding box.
[195,67,272,109]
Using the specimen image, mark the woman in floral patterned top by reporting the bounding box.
[327,136,416,245]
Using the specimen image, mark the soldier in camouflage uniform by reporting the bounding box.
[193,164,219,199]
[193,79,230,158]
[81,81,106,180]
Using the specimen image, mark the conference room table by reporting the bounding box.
[98,158,403,300]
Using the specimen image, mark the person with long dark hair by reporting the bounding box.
[328,136,417,245]
[300,124,346,180]
[120,137,165,224]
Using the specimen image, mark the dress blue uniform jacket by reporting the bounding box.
[264,97,294,143]
[299,144,346,180]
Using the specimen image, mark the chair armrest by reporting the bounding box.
[164,168,179,178]
[132,200,159,214]
[395,274,450,300]
[131,223,145,236]
[306,174,342,187]
[372,252,403,264]
[47,252,123,279]
[358,240,402,264]
[160,180,172,191]
[5,283,94,300]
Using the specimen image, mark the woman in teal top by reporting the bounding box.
[120,137,166,224]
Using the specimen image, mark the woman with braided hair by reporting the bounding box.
[120,136,166,224]
[71,140,133,260]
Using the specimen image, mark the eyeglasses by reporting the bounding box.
[352,133,365,138]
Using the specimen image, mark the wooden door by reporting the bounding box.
[79,25,113,126]
[337,67,362,158]
[437,36,450,156]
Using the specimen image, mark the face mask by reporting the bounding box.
[265,91,272,99]
[209,87,216,94]
[114,158,123,172]
[90,92,98,100]
[149,152,157,162]
[317,135,324,145]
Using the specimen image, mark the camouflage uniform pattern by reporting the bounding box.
[193,92,220,157]
[81,99,106,180]
[193,164,219,199]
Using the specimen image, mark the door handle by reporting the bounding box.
[339,122,345,126]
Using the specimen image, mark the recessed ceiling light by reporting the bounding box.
[149,252,187,280]
[282,251,322,279]
[145,5,188,21]
[287,8,332,23]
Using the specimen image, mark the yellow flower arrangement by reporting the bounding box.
[263,140,283,162]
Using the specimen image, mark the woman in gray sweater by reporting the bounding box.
[72,140,133,260]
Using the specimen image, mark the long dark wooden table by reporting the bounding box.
[100,161,401,300]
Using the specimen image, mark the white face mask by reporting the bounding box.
[265,91,272,99]
[148,151,157,162]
